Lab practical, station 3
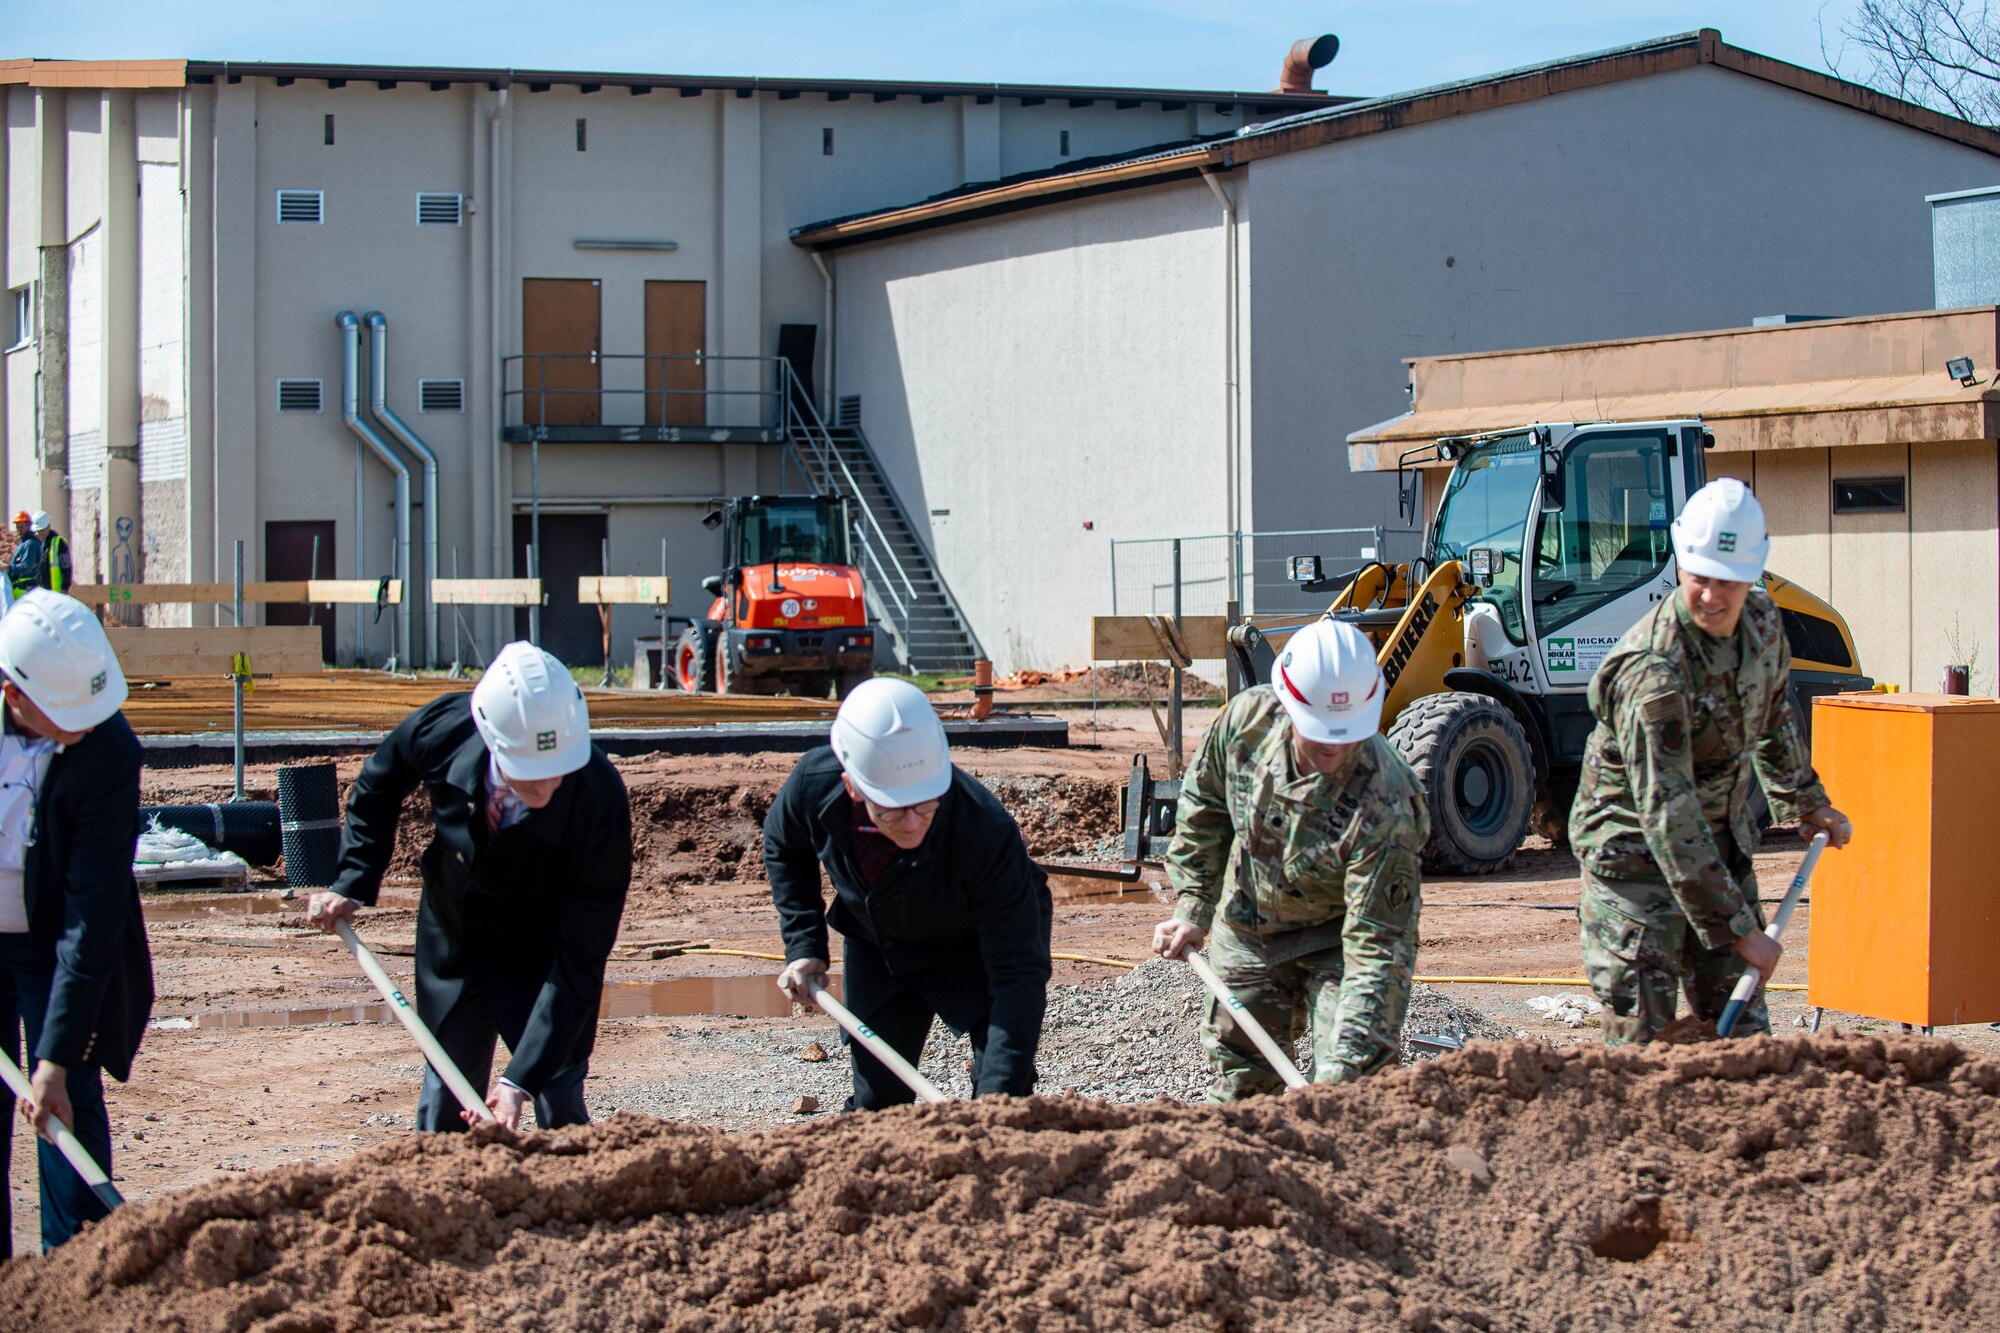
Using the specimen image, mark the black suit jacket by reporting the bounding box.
[763,747,1052,1096]
[328,693,632,1093]
[20,711,154,1082]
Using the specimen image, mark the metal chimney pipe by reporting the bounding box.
[364,312,440,668]
[1277,34,1339,94]
[336,311,412,668]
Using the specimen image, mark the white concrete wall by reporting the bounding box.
[834,178,1228,672]
[1246,64,2000,540]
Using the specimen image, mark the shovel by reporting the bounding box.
[0,1048,124,1212]
[803,975,949,1104]
[1186,951,1310,1091]
[1717,830,1830,1038]
[334,919,496,1122]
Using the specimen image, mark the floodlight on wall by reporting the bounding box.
[1947,355,1978,386]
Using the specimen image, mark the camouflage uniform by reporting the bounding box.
[1166,686,1428,1099]
[1569,589,1828,1044]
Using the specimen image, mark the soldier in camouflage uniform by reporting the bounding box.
[1152,617,1428,1099]
[1571,479,1851,1044]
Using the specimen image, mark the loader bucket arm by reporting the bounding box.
[1376,559,1472,732]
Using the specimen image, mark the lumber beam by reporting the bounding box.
[430,579,543,606]
[70,580,401,605]
[579,575,671,605]
[1089,615,1230,661]
[108,626,325,678]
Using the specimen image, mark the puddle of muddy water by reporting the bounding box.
[152,973,842,1031]
[143,892,422,923]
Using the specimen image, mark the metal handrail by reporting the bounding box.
[500,353,787,429]
[779,366,921,607]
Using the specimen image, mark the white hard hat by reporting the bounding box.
[0,589,129,732]
[1273,617,1385,745]
[830,677,951,807]
[30,512,50,532]
[1672,478,1769,583]
[471,641,591,781]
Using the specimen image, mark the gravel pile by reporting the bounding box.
[606,961,1513,1128]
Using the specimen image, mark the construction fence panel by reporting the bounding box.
[1108,527,1425,621]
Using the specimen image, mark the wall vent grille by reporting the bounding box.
[277,378,324,412]
[419,378,466,412]
[416,192,463,227]
[275,189,324,224]
[836,395,862,427]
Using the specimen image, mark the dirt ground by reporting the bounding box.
[8,702,1996,1271]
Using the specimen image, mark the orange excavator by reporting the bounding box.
[673,495,876,698]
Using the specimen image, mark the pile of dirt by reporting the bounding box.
[6,1033,1995,1330]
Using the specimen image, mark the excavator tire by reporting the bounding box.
[1387,690,1535,874]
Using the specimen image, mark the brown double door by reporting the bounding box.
[265,520,336,663]
[522,278,601,426]
[645,280,706,426]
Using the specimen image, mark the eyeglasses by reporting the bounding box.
[863,797,940,827]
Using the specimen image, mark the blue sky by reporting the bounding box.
[12,2,1873,93]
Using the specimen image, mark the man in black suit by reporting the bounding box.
[0,590,153,1254]
[308,642,631,1132]
[764,678,1051,1109]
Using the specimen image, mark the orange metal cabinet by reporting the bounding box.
[1808,693,2000,1027]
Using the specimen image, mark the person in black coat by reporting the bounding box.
[765,678,1051,1109]
[0,590,153,1255]
[308,642,630,1132]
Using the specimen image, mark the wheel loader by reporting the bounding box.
[1224,419,1869,873]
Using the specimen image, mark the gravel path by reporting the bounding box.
[602,960,1513,1130]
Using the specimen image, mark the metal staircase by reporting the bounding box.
[782,383,983,673]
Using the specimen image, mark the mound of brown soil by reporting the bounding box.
[6,1033,1996,1330]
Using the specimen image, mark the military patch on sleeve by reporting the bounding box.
[1640,690,1688,755]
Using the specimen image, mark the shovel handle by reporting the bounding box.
[1186,951,1310,1090]
[0,1048,124,1211]
[805,976,949,1104]
[334,919,496,1122]
[1717,831,1830,1038]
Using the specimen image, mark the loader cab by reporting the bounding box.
[710,495,855,579]
[1428,421,1706,698]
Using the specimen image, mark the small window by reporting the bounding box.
[6,286,29,349]
[415,192,463,226]
[1833,477,1905,514]
[1060,130,1070,156]
[277,378,324,412]
[323,113,335,146]
[575,117,587,151]
[822,127,834,155]
[275,189,324,224]
[418,378,465,413]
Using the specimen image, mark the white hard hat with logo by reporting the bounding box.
[30,511,50,532]
[472,641,592,780]
[831,677,951,807]
[0,589,130,731]
[1672,478,1770,583]
[1272,617,1385,744]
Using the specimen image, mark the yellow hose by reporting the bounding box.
[1054,951,1137,969]
[677,948,1808,993]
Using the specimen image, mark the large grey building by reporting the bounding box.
[1,52,1335,666]
[797,30,2000,671]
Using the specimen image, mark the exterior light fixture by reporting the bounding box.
[1947,355,1978,386]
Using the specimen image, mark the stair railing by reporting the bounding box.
[780,366,921,609]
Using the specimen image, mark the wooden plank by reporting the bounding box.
[108,626,325,678]
[1090,615,1230,661]
[579,575,671,605]
[70,580,401,606]
[431,578,543,606]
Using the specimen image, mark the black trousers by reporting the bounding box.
[414,976,590,1132]
[841,933,1003,1110]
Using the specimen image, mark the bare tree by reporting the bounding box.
[1825,0,2000,123]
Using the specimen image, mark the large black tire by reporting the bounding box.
[673,626,714,693]
[1387,691,1535,874]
